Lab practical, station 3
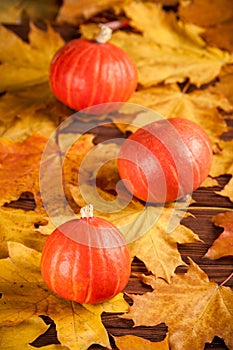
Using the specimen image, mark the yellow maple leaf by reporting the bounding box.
[0,316,49,350]
[0,207,48,258]
[0,23,64,92]
[120,83,231,143]
[105,1,233,87]
[124,259,233,350]
[0,242,129,350]
[210,140,233,177]
[0,83,70,141]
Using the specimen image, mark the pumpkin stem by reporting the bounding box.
[80,204,94,218]
[96,24,112,44]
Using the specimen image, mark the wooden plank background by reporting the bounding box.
[3,23,233,350]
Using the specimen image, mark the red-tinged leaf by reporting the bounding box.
[205,212,233,259]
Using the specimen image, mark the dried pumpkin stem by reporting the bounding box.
[96,24,112,44]
[80,204,94,218]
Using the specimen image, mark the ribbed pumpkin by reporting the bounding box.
[49,25,138,111]
[40,205,131,304]
[118,118,213,203]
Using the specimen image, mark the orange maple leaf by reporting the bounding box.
[205,212,233,259]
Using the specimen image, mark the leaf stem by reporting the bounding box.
[220,271,233,286]
[188,206,233,212]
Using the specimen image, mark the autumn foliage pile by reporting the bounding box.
[0,1,233,350]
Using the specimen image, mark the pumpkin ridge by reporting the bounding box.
[66,43,94,110]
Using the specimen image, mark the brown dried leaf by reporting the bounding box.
[202,21,233,53]
[205,212,233,259]
[179,0,233,52]
[179,0,233,27]
[124,259,233,350]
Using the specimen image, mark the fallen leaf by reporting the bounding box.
[109,1,233,87]
[124,259,233,350]
[201,176,219,188]
[80,19,233,89]
[0,0,59,24]
[0,133,47,209]
[57,0,125,23]
[114,334,169,350]
[0,242,129,350]
[202,21,233,54]
[127,205,200,281]
[216,177,233,203]
[209,64,233,106]
[0,316,48,350]
[179,0,233,52]
[205,212,233,259]
[0,23,64,92]
[0,207,48,258]
[125,83,230,143]
[210,140,233,177]
[0,83,69,141]
[179,0,233,27]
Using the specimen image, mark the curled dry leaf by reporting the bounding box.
[124,259,233,350]
[114,334,169,350]
[205,212,233,259]
[0,242,129,350]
